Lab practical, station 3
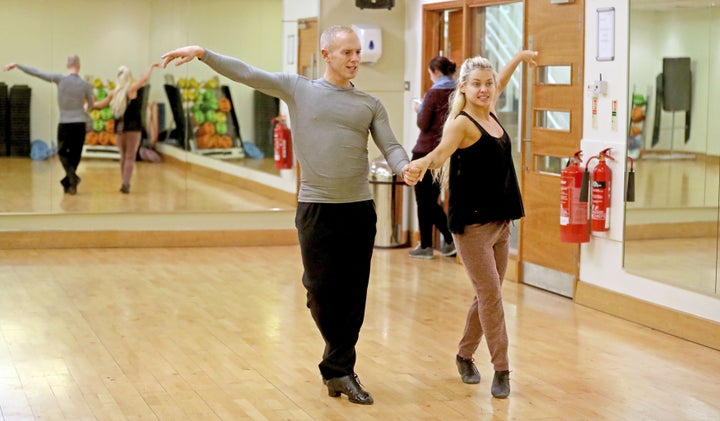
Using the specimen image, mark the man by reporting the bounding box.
[161,25,420,405]
[4,55,94,195]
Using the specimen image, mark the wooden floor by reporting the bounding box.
[0,246,718,420]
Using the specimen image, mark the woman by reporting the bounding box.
[408,56,457,259]
[409,50,538,398]
[95,62,160,193]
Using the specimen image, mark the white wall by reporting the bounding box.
[0,0,282,147]
[580,0,720,323]
[320,0,408,162]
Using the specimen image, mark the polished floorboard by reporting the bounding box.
[1,245,719,420]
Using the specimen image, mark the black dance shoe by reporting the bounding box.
[456,355,481,384]
[60,178,70,193]
[325,374,374,405]
[491,370,510,398]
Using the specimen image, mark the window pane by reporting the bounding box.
[538,65,572,85]
[535,110,571,131]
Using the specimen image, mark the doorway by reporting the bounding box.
[421,1,524,261]
[420,1,587,295]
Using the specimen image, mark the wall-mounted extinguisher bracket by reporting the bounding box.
[579,155,595,203]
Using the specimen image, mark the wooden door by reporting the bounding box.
[297,19,318,79]
[520,0,585,297]
[420,2,464,248]
[296,18,318,195]
[421,3,464,93]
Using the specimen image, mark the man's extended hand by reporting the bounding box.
[161,46,205,68]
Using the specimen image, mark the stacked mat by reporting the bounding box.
[8,84,31,157]
[0,82,8,156]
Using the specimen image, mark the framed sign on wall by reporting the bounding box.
[596,7,615,61]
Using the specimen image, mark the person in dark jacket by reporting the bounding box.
[408,56,457,259]
[408,50,538,399]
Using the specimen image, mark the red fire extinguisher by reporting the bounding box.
[589,148,615,232]
[271,114,293,169]
[560,151,590,243]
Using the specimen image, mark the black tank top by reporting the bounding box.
[447,111,524,234]
[118,95,142,132]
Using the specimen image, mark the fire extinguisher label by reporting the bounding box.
[560,178,570,225]
[559,159,590,243]
[561,176,587,225]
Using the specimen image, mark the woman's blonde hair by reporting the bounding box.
[110,66,133,119]
[432,56,497,189]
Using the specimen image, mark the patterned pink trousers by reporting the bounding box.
[453,220,510,372]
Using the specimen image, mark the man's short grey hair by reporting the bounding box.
[320,25,355,51]
[66,54,80,69]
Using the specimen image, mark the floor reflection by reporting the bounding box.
[624,236,718,294]
[626,157,719,209]
[0,156,293,213]
[624,156,719,296]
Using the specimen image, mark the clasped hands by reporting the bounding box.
[402,161,428,186]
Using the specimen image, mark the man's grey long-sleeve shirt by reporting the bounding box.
[17,64,93,124]
[201,49,410,203]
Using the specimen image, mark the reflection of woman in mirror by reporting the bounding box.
[94,62,160,194]
[3,55,94,195]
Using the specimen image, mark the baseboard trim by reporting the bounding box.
[0,229,298,249]
[575,281,720,351]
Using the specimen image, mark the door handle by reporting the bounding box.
[523,36,534,173]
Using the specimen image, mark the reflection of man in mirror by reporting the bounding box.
[3,55,94,195]
[162,25,421,406]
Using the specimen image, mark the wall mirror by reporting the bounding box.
[624,0,719,296]
[0,0,294,215]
